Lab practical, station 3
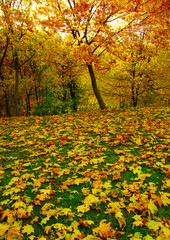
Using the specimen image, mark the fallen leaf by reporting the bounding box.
[0,223,10,237]
[22,224,34,235]
[148,199,158,215]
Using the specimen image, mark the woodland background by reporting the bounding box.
[0,0,169,117]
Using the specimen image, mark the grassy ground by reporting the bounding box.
[0,107,169,240]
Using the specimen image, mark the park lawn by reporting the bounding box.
[0,107,169,240]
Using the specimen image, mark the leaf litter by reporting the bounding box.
[0,107,169,239]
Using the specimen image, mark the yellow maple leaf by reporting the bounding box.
[41,216,50,225]
[161,227,170,237]
[27,205,34,214]
[0,209,14,223]
[148,199,158,215]
[38,237,46,240]
[12,201,26,209]
[28,235,35,240]
[22,224,34,235]
[7,213,15,224]
[77,204,90,213]
[160,192,170,206]
[74,178,84,185]
[79,219,94,227]
[81,187,90,195]
[0,170,4,175]
[143,235,155,240]
[135,138,143,146]
[82,235,95,240]
[60,208,72,216]
[107,201,124,213]
[114,149,125,155]
[165,179,170,188]
[36,194,48,201]
[146,220,163,232]
[0,223,10,237]
[6,222,23,239]
[156,236,166,240]
[70,221,79,229]
[67,221,80,233]
[115,211,123,219]
[41,203,54,212]
[53,223,66,231]
[17,208,27,218]
[83,220,94,227]
[33,166,41,171]
[44,225,52,234]
[84,194,99,206]
[132,215,143,227]
[40,189,51,194]
[65,233,72,240]
[90,157,105,164]
[103,181,112,189]
[73,227,82,236]
[93,220,115,238]
[30,216,39,224]
[115,211,126,230]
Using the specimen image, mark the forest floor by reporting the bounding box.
[0,106,170,240]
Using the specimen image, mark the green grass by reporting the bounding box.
[0,106,170,240]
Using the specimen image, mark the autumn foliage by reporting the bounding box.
[0,0,169,116]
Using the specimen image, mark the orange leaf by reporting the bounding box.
[93,220,115,238]
[30,216,39,224]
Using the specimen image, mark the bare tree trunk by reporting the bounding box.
[87,63,106,109]
[131,83,138,107]
[26,92,31,116]
[0,72,11,117]
[4,90,11,117]
[68,80,77,111]
[35,84,39,104]
[14,53,20,116]
[131,66,138,107]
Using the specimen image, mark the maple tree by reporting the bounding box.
[108,30,169,107]
[0,0,169,116]
[89,15,169,108]
[0,0,36,115]
[34,0,169,109]
[30,34,84,115]
[0,29,10,116]
[0,27,83,116]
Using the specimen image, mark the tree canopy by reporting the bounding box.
[0,0,169,116]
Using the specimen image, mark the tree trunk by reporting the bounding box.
[26,92,31,116]
[62,82,67,101]
[132,83,138,107]
[131,66,138,107]
[68,80,77,111]
[14,53,20,116]
[0,72,11,117]
[4,90,11,117]
[87,63,106,109]
[35,85,39,104]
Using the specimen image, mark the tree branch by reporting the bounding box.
[0,36,9,69]
[19,53,35,68]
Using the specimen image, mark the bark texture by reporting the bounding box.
[87,63,106,109]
